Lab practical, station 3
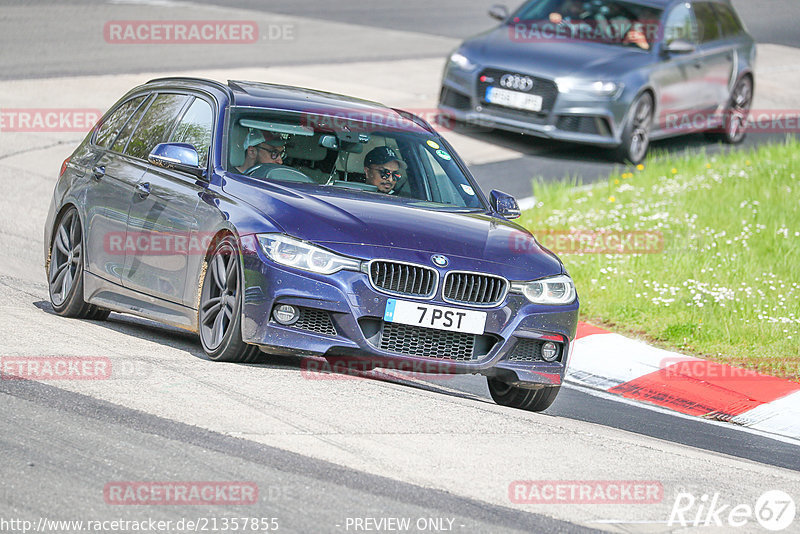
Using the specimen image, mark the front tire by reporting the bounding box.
[705,76,752,144]
[614,92,654,165]
[487,377,561,412]
[48,207,109,320]
[198,235,261,363]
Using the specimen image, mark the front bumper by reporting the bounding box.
[239,236,579,387]
[440,65,629,148]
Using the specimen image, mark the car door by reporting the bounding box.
[650,2,704,131]
[691,1,735,114]
[121,93,212,306]
[83,94,151,283]
[710,1,748,101]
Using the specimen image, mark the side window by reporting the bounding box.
[663,3,698,45]
[170,98,214,166]
[693,2,721,43]
[713,3,744,37]
[417,147,468,207]
[110,94,153,154]
[94,96,146,148]
[124,93,190,160]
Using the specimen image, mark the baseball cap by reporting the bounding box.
[364,146,406,169]
[243,129,265,150]
[262,131,288,147]
[244,130,288,150]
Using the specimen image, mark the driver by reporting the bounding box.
[549,0,585,24]
[236,130,287,174]
[363,146,406,194]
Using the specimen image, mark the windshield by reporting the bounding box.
[509,0,663,49]
[226,108,484,211]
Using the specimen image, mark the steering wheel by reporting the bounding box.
[246,163,315,183]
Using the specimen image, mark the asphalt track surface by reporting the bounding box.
[2,0,798,197]
[1,1,800,532]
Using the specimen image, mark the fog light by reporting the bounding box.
[273,304,299,325]
[541,341,560,362]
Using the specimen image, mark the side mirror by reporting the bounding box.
[490,189,520,219]
[148,143,205,179]
[488,4,509,21]
[662,39,696,55]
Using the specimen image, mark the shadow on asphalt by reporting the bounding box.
[31,298,489,402]
[451,118,796,171]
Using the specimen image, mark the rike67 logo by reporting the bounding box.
[669,490,796,531]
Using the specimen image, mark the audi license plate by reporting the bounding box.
[485,87,543,112]
[383,299,486,335]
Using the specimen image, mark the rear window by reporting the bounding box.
[693,2,721,43]
[712,2,744,37]
[110,94,153,154]
[94,96,146,148]
[124,93,189,160]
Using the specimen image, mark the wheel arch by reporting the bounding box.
[193,225,242,318]
[46,202,81,275]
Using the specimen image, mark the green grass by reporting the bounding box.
[519,138,800,380]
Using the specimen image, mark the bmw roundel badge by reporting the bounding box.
[431,254,449,267]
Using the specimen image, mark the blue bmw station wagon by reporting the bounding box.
[45,77,578,411]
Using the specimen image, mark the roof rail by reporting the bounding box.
[144,76,233,96]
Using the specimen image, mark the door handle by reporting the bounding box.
[136,182,151,198]
[693,61,703,69]
[92,166,105,180]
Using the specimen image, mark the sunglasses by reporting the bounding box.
[255,145,286,160]
[372,167,403,181]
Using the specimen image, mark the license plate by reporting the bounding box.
[485,87,543,112]
[383,299,486,335]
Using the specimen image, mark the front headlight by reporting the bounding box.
[257,234,361,275]
[511,274,576,305]
[449,51,478,71]
[555,77,623,98]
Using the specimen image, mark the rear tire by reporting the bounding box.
[47,207,108,320]
[705,76,752,144]
[487,377,561,412]
[614,92,653,165]
[198,235,261,363]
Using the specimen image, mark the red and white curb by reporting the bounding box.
[567,323,800,440]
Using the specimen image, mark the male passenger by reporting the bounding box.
[363,146,405,194]
[235,130,287,174]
